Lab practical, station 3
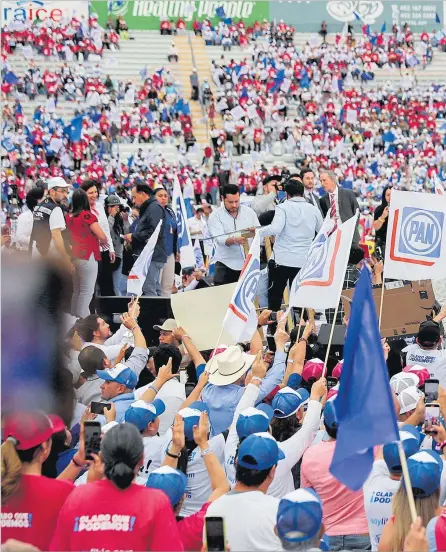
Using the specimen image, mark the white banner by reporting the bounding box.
[2,0,89,25]
[384,190,446,280]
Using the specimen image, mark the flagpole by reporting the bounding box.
[322,302,340,378]
[296,307,305,340]
[378,277,385,329]
[397,440,418,522]
[205,325,225,375]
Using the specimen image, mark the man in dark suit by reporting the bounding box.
[319,170,360,243]
[301,168,322,214]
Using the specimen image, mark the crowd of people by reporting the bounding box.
[2,13,446,552]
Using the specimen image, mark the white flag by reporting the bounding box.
[289,213,357,310]
[223,231,261,342]
[435,178,444,195]
[172,178,195,268]
[194,239,205,268]
[127,220,163,296]
[384,190,446,280]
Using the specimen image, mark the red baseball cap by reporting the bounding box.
[403,365,430,387]
[4,411,65,451]
[302,359,324,382]
[332,360,344,380]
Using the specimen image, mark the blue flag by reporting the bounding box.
[4,72,18,85]
[1,137,15,152]
[381,21,386,33]
[330,267,399,491]
[128,155,134,169]
[63,115,83,142]
[224,17,232,25]
[216,6,225,18]
[270,69,285,93]
[436,12,441,24]
[365,24,371,36]
[353,11,361,21]
[370,161,380,176]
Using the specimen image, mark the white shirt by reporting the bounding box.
[188,216,207,240]
[82,324,130,364]
[363,460,400,551]
[134,378,186,435]
[402,343,446,376]
[205,490,282,551]
[15,208,34,250]
[135,435,165,486]
[159,429,225,517]
[207,204,259,270]
[91,201,114,253]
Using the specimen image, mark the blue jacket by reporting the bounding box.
[110,392,136,422]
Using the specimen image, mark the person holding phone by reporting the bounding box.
[1,412,75,550]
[65,189,109,318]
[50,423,183,551]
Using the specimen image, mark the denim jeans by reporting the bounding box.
[329,534,371,551]
[72,253,98,317]
[142,261,165,296]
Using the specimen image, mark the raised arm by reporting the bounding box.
[173,327,206,367]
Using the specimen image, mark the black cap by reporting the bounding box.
[417,320,441,345]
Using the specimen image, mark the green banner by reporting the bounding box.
[92,0,270,30]
[270,0,444,33]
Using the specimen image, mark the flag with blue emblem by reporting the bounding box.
[270,69,285,93]
[353,11,361,21]
[1,137,15,153]
[63,115,83,142]
[207,245,216,277]
[194,239,205,269]
[223,231,261,342]
[172,178,195,268]
[289,213,358,310]
[384,189,446,280]
[329,267,399,490]
[216,6,225,18]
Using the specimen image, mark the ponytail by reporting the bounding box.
[177,439,196,477]
[1,439,42,504]
[101,424,143,490]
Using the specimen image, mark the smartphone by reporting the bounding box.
[205,517,226,552]
[266,334,277,353]
[269,312,277,322]
[84,421,101,460]
[425,379,439,403]
[90,401,111,415]
[424,404,441,434]
[185,382,196,398]
[327,376,338,390]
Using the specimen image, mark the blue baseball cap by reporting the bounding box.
[405,451,442,498]
[178,407,203,441]
[124,399,166,431]
[146,466,187,506]
[277,488,323,543]
[287,373,302,390]
[237,432,285,471]
[236,404,274,439]
[383,427,420,474]
[323,398,337,430]
[97,363,138,389]
[272,387,310,419]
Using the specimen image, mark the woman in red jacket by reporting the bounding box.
[1,412,75,551]
[65,189,108,317]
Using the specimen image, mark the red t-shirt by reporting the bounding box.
[65,210,101,261]
[50,479,183,551]
[1,474,74,551]
[178,502,210,551]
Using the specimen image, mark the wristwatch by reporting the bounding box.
[166,450,181,459]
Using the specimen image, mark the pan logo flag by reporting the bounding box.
[385,191,446,280]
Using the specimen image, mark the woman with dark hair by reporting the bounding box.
[65,189,108,317]
[1,412,75,550]
[15,187,45,251]
[373,185,392,256]
[81,180,115,296]
[50,423,183,551]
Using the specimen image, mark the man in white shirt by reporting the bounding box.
[205,432,285,551]
[402,318,446,378]
[207,184,259,286]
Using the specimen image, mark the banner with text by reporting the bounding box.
[2,0,89,24]
[270,0,444,33]
[92,0,270,30]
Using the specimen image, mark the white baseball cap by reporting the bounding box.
[47,177,70,190]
